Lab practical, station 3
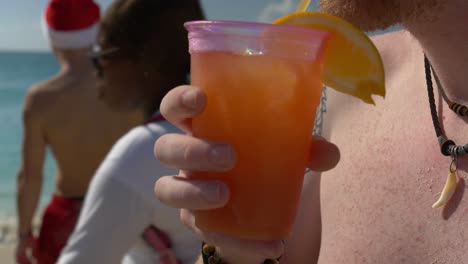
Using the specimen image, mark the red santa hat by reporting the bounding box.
[42,0,100,49]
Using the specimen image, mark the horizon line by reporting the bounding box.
[0,49,51,54]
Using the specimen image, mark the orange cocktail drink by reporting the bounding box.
[185,20,329,240]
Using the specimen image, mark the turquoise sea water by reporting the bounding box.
[0,52,58,218]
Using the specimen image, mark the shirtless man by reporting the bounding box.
[154,0,468,263]
[15,1,142,263]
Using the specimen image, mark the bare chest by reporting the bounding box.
[319,91,468,263]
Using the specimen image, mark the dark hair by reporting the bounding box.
[100,0,205,110]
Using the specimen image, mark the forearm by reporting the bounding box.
[195,255,203,264]
[16,169,42,235]
[18,89,47,236]
[279,171,322,264]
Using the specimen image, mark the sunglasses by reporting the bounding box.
[91,45,120,77]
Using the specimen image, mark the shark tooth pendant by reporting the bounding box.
[432,158,458,209]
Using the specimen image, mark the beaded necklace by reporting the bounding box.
[424,55,465,209]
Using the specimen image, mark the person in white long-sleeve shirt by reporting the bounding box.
[59,118,200,263]
[57,0,206,263]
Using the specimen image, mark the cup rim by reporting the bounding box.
[184,20,328,36]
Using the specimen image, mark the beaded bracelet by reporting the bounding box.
[201,242,281,264]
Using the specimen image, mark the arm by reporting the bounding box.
[16,90,46,237]
[277,88,328,263]
[281,171,322,263]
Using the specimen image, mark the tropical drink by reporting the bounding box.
[186,21,329,240]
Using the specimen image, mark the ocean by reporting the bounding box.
[0,52,58,220]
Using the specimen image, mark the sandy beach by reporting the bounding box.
[0,217,17,264]
[0,245,14,264]
[0,217,40,264]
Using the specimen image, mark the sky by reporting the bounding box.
[0,0,318,52]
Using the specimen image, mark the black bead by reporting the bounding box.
[440,139,455,156]
[462,106,468,116]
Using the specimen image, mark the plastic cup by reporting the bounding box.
[186,20,329,240]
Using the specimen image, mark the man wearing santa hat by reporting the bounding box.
[15,0,143,263]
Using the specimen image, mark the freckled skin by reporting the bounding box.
[318,31,468,264]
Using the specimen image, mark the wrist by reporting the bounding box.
[201,242,281,264]
[18,229,33,242]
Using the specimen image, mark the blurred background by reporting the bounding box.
[0,0,332,221]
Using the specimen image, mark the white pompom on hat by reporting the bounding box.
[42,0,101,49]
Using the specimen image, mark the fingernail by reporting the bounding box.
[210,145,235,168]
[201,182,229,204]
[181,89,200,109]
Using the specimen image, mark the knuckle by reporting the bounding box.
[182,140,202,163]
[160,88,178,114]
[159,98,170,117]
[180,209,195,230]
[153,178,164,200]
[153,136,166,160]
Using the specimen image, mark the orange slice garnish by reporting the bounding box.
[274,12,385,104]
